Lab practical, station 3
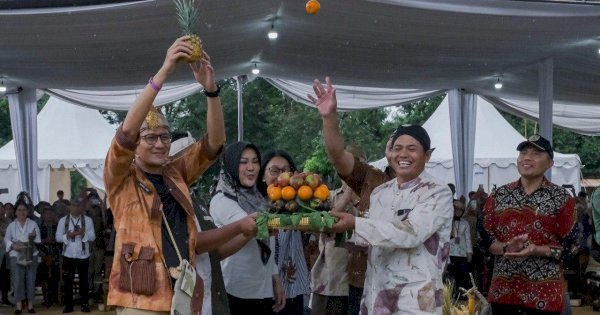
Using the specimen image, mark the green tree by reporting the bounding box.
[0,94,49,147]
[0,98,10,147]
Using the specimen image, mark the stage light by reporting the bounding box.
[494,77,503,89]
[267,22,278,40]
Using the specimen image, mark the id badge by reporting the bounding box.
[179,260,196,297]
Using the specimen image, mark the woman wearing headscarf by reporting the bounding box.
[210,142,286,314]
[257,150,310,315]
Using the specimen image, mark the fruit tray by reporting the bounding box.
[256,211,337,238]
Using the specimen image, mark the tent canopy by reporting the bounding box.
[0,0,599,107]
[372,95,581,193]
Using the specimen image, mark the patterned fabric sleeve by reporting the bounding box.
[557,196,579,262]
[338,155,368,196]
[479,196,497,251]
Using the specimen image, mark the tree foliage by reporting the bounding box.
[6,82,599,204]
[0,98,11,147]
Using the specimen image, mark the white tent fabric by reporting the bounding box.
[7,89,40,203]
[0,96,116,204]
[484,96,600,136]
[1,0,598,201]
[265,78,445,110]
[1,0,600,108]
[46,83,203,110]
[372,95,582,195]
[448,90,477,199]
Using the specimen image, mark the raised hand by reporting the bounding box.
[161,36,194,77]
[190,51,217,92]
[307,76,337,118]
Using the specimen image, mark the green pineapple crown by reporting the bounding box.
[174,0,200,35]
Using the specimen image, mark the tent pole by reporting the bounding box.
[235,75,247,141]
[448,89,477,199]
[7,87,40,204]
[538,57,553,180]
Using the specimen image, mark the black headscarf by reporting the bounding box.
[214,141,266,214]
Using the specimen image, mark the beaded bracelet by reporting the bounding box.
[148,76,162,92]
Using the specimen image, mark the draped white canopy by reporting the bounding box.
[1,0,598,201]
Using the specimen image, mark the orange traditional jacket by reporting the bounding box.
[104,127,221,311]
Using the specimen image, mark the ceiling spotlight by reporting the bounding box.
[494,77,503,89]
[0,81,6,93]
[267,23,278,40]
[252,63,260,75]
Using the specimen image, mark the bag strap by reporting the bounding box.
[159,204,184,268]
[133,180,173,272]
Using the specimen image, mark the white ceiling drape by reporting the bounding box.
[448,90,477,199]
[265,78,445,109]
[7,88,40,203]
[46,83,203,111]
[484,96,600,136]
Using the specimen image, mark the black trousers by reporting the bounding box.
[491,303,561,315]
[448,256,470,298]
[38,258,60,304]
[275,295,304,315]
[0,256,11,302]
[62,257,89,306]
[228,293,274,315]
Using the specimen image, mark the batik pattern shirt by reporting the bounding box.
[340,156,395,288]
[353,173,453,315]
[482,178,578,313]
[276,230,311,299]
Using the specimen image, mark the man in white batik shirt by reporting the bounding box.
[328,124,452,314]
[347,170,453,315]
[309,76,453,314]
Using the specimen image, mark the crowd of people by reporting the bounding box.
[0,188,112,314]
[1,37,597,315]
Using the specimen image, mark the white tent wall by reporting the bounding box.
[371,95,581,195]
[426,162,580,196]
[49,168,71,203]
[0,167,49,204]
[0,96,115,203]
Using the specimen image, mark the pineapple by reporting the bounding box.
[174,0,202,62]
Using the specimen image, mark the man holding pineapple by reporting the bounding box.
[103,35,242,315]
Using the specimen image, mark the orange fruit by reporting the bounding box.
[313,184,330,201]
[281,186,297,201]
[267,185,282,201]
[306,0,320,14]
[297,185,313,201]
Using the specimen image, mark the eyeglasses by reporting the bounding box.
[268,166,291,176]
[140,133,172,145]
